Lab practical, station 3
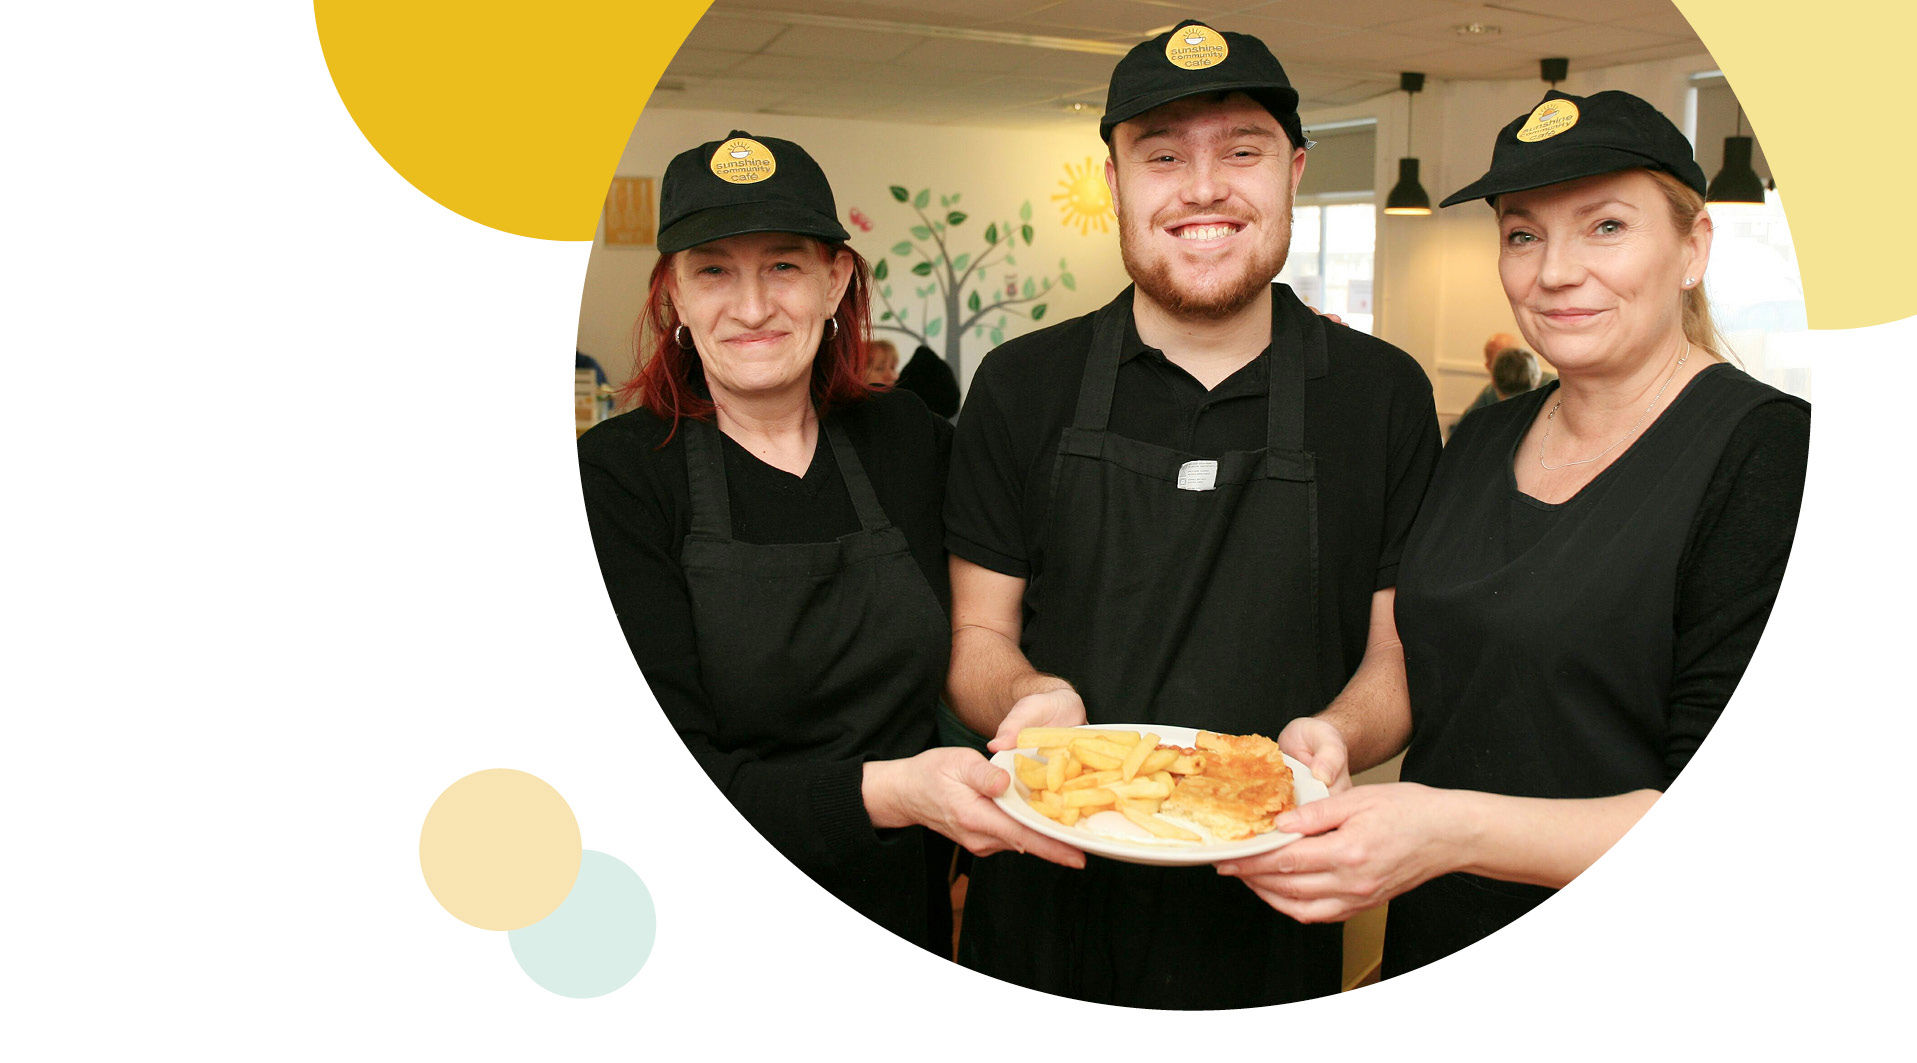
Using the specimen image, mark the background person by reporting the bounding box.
[1489,345,1542,400]
[1461,330,1525,416]
[1221,90,1811,977]
[894,343,960,419]
[942,22,1440,1007]
[866,338,900,387]
[578,131,1081,955]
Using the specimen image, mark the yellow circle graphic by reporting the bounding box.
[313,0,712,241]
[709,137,777,184]
[1165,24,1227,70]
[420,769,583,931]
[1517,99,1580,143]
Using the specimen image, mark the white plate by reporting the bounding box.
[989,723,1329,867]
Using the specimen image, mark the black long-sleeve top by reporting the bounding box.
[577,388,952,878]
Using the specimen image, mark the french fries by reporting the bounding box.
[1013,728,1208,842]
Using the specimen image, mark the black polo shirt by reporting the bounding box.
[945,290,1441,676]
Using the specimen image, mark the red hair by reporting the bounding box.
[617,240,875,441]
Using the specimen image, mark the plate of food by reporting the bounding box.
[989,724,1330,867]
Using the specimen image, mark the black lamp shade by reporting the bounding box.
[1707,136,1766,203]
[1384,157,1432,215]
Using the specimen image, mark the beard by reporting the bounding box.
[1119,208,1291,321]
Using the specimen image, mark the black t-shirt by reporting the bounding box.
[577,387,952,878]
[945,295,1441,673]
[1383,365,1810,977]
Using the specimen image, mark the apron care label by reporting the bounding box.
[1176,460,1219,491]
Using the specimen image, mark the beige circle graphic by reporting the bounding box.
[1164,24,1227,70]
[420,769,583,931]
[709,137,777,184]
[1517,99,1580,142]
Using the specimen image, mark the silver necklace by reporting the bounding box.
[1538,341,1691,471]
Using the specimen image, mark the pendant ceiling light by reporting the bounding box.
[1707,104,1766,204]
[1384,72,1431,216]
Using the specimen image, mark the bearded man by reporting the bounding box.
[941,21,1442,1008]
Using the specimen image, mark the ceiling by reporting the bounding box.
[651,0,1708,128]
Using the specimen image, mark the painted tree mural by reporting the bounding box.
[870,185,1076,382]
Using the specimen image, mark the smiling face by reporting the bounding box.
[1106,92,1306,321]
[664,231,853,408]
[1496,169,1711,379]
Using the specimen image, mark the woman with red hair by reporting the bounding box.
[579,131,1080,954]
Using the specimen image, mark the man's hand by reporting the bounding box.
[987,684,1087,752]
[1277,716,1353,794]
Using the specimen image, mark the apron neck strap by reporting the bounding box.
[1073,285,1323,451]
[681,412,892,540]
[1267,285,1325,452]
[821,419,889,533]
[682,417,733,540]
[1070,288,1138,433]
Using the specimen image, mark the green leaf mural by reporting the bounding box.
[867,188,1075,383]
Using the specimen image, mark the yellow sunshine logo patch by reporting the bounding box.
[1164,24,1227,70]
[709,137,776,184]
[1516,99,1580,142]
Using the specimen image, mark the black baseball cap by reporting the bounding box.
[1101,20,1305,149]
[1441,89,1707,208]
[655,131,849,254]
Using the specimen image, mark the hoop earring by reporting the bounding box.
[822,318,839,343]
[674,324,695,350]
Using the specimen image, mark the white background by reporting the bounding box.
[6,7,1911,1058]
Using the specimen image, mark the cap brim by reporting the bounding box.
[1102,83,1300,140]
[656,202,850,254]
[1439,144,1678,208]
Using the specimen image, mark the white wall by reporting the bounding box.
[578,107,1130,397]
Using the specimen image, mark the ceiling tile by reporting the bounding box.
[1235,0,1481,30]
[1481,0,1680,20]
[1023,0,1204,37]
[1581,40,1715,69]
[893,36,1120,79]
[760,24,924,62]
[1605,6,1697,39]
[679,12,788,54]
[1205,13,1373,51]
[732,0,1079,27]
[1291,31,1466,66]
[1370,3,1581,41]
[663,48,751,78]
[725,53,899,83]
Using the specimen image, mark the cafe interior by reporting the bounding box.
[574,0,1811,989]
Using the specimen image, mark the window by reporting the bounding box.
[1277,197,1376,334]
[1690,73,1810,399]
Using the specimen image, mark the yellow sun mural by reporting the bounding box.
[1053,157,1112,235]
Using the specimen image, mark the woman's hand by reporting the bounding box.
[986,685,1087,753]
[1277,716,1353,794]
[1215,782,1465,923]
[865,749,1086,869]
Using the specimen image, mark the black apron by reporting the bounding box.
[1384,365,1805,976]
[957,286,1343,1008]
[680,416,948,950]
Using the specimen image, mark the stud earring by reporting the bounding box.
[1682,277,1696,288]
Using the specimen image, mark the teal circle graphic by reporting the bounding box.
[507,850,655,997]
